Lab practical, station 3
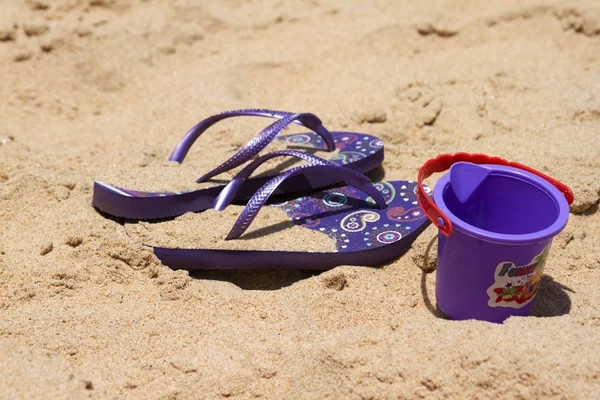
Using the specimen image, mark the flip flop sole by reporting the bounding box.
[93,131,384,219]
[146,180,431,270]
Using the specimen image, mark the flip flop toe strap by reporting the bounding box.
[224,165,387,240]
[168,109,335,170]
[195,112,334,183]
[212,150,334,210]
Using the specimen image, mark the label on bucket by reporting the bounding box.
[486,246,550,308]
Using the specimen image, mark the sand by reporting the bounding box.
[127,207,337,252]
[95,140,340,193]
[1,0,599,398]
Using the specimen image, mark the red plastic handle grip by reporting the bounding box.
[416,153,574,238]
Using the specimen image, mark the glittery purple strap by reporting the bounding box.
[195,112,334,183]
[212,150,334,210]
[224,165,387,240]
[168,109,335,174]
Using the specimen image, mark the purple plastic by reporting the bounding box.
[222,164,387,239]
[213,150,333,211]
[168,109,334,174]
[150,180,431,270]
[93,130,384,219]
[433,164,570,323]
[153,237,423,270]
[196,113,335,183]
[450,162,492,203]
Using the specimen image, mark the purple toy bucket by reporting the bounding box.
[417,153,574,323]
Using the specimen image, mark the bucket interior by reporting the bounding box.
[442,174,560,235]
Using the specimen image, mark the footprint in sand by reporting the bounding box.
[75,58,125,92]
[0,18,18,41]
[396,83,443,128]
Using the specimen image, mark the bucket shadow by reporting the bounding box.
[418,236,447,319]
[529,275,573,317]
[420,270,447,319]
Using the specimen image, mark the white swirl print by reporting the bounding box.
[340,211,381,232]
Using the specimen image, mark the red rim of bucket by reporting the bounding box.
[416,153,574,238]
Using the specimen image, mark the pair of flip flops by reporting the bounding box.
[93,109,431,270]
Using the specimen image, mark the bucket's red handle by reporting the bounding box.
[417,153,574,238]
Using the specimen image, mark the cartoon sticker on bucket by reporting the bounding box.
[486,246,550,309]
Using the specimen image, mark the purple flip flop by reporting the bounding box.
[135,157,431,270]
[93,109,385,219]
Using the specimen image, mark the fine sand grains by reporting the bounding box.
[127,207,336,252]
[1,0,600,399]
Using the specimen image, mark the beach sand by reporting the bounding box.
[1,0,599,398]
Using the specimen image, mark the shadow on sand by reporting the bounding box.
[190,269,321,290]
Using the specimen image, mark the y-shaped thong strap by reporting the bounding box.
[212,150,335,210]
[221,164,388,240]
[167,109,335,182]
